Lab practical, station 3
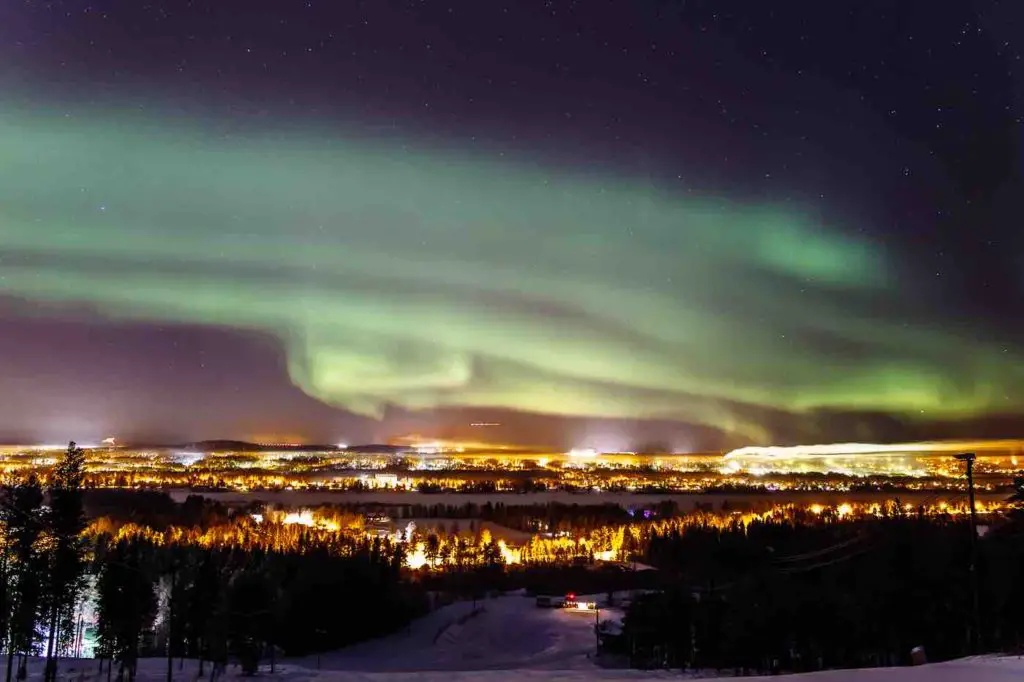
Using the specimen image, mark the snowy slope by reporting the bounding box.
[304,592,617,672]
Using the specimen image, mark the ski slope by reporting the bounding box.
[301,592,621,672]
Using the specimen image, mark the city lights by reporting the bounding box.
[0,439,1018,498]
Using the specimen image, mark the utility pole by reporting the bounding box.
[955,452,981,653]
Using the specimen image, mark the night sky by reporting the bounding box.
[0,1,1021,450]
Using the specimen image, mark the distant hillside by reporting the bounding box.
[178,440,339,452]
[339,444,408,455]
[172,440,410,453]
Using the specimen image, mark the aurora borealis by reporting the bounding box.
[0,1,1021,448]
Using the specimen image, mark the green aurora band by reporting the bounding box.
[1,105,1020,440]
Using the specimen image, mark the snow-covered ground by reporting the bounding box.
[300,657,1024,681]
[314,657,1024,681]
[296,591,621,672]
[15,652,1024,682]
[10,593,1024,682]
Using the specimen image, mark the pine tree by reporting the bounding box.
[42,442,88,682]
[160,545,193,681]
[96,539,157,682]
[93,540,118,674]
[186,550,223,676]
[1008,476,1024,505]
[227,569,273,675]
[3,476,45,682]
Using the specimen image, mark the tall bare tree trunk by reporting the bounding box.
[43,604,58,682]
[5,637,14,682]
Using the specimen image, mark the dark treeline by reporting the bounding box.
[388,501,640,533]
[607,495,1024,674]
[86,492,663,535]
[83,490,232,530]
[84,492,658,534]
[357,500,662,533]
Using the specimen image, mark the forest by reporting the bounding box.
[607,490,1024,673]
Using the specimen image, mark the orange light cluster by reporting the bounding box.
[81,497,1009,570]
